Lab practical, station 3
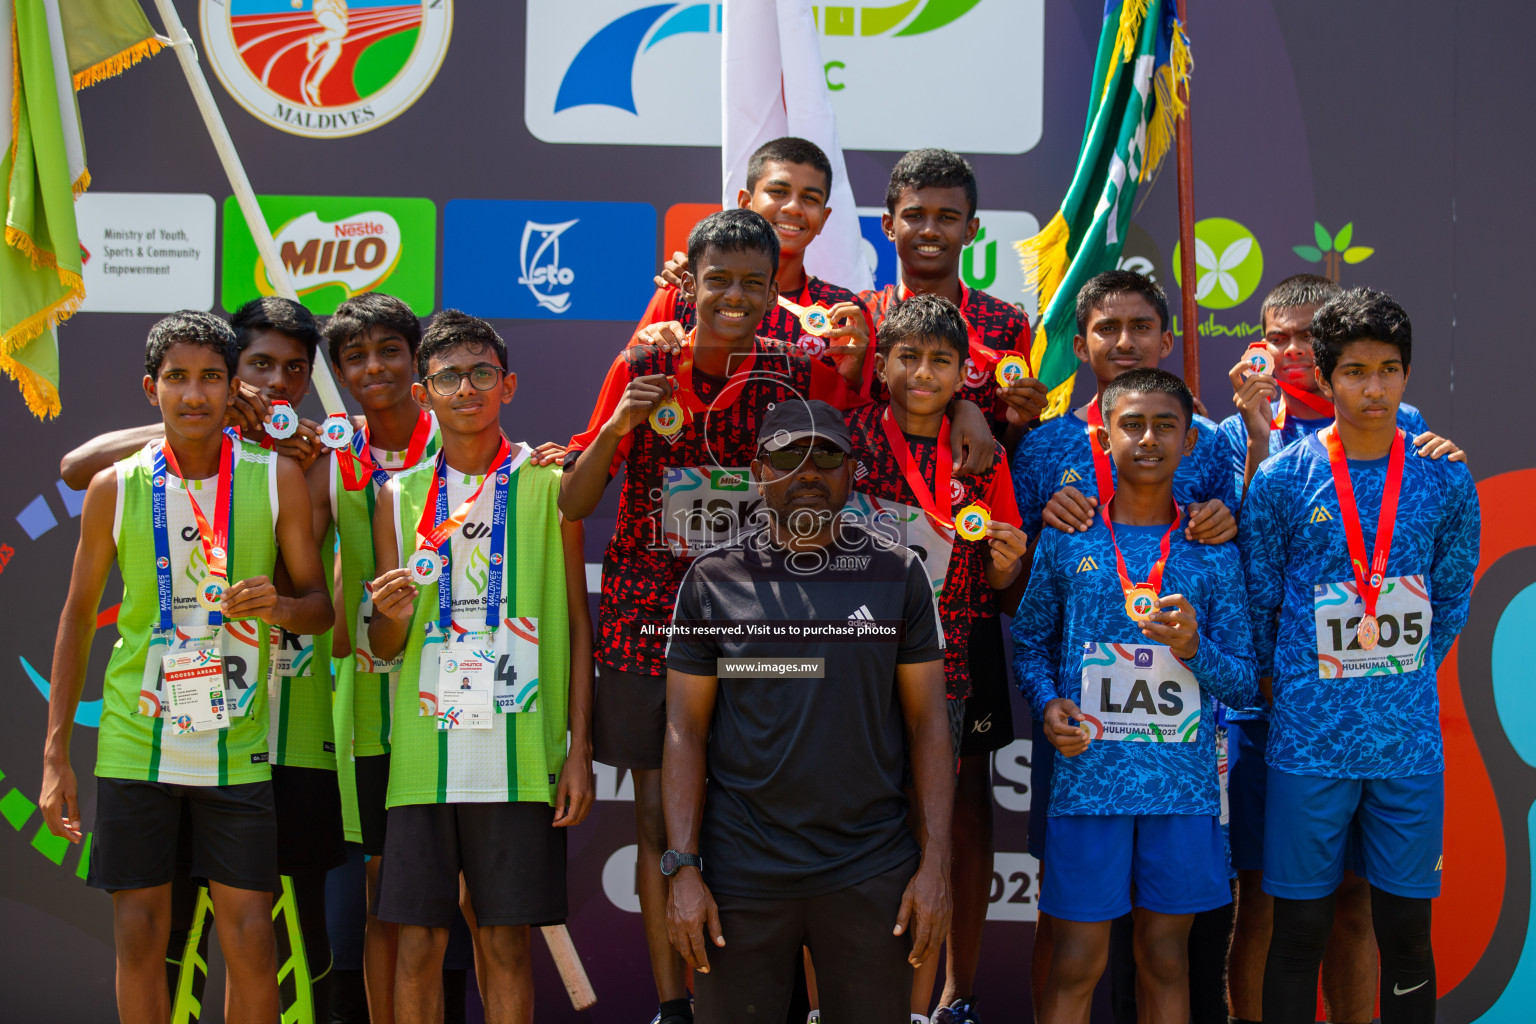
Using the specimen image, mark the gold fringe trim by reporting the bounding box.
[1041,369,1077,422]
[0,348,60,418]
[1015,210,1070,318]
[1100,0,1150,105]
[72,36,164,91]
[1142,19,1191,182]
[0,265,83,343]
[71,164,89,197]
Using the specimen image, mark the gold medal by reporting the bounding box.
[1124,584,1160,623]
[798,306,833,337]
[1357,613,1380,650]
[955,502,990,541]
[196,575,226,611]
[649,398,685,437]
[994,353,1030,388]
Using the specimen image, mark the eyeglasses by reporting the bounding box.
[760,447,847,471]
[423,365,504,397]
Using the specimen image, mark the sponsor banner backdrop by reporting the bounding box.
[77,193,217,314]
[524,0,1045,153]
[0,3,1530,1022]
[220,194,437,314]
[442,199,657,320]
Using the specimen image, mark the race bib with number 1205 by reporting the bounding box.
[1313,574,1432,678]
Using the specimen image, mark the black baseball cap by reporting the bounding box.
[757,399,852,453]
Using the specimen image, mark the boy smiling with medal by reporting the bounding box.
[366,310,593,1024]
[40,312,334,1024]
[1012,367,1256,1024]
[843,294,1026,1024]
[1237,290,1479,1024]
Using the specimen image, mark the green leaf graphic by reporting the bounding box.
[1313,222,1332,251]
[1342,246,1375,264]
[1334,223,1354,251]
[1293,245,1324,262]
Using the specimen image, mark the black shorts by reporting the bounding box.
[88,777,279,893]
[960,615,1015,757]
[592,663,666,771]
[272,764,347,875]
[354,753,391,856]
[694,857,918,1024]
[376,802,567,928]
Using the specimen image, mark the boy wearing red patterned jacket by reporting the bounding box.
[845,293,1027,1024]
[633,136,870,364]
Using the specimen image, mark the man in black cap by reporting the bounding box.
[659,398,954,1023]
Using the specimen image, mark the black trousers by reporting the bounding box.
[695,857,918,1024]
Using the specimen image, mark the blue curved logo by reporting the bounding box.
[555,4,720,114]
[23,656,101,728]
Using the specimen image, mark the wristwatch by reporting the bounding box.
[660,850,703,877]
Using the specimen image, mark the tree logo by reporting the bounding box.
[1172,218,1264,310]
[1293,222,1373,282]
[202,1,453,139]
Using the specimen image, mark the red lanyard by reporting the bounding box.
[880,408,955,534]
[669,332,761,417]
[1323,426,1405,621]
[161,436,234,583]
[895,282,1018,376]
[1082,399,1116,503]
[1270,380,1335,430]
[337,410,434,491]
[414,437,511,553]
[1102,498,1182,622]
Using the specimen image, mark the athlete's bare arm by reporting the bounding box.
[553,517,595,828]
[223,457,332,634]
[557,374,669,521]
[663,667,723,973]
[367,481,414,661]
[59,425,165,490]
[894,657,953,968]
[40,467,120,843]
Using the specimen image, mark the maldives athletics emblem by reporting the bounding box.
[201,0,452,139]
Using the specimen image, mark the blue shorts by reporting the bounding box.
[1028,729,1054,861]
[1263,771,1443,900]
[1226,718,1269,872]
[1040,814,1232,922]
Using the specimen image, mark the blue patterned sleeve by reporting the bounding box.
[1215,415,1251,506]
[1428,467,1481,665]
[1182,545,1259,711]
[1238,465,1287,679]
[1010,436,1046,537]
[1012,529,1065,716]
[1199,419,1242,514]
[1400,404,1431,439]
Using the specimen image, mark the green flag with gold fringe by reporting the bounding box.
[1016,0,1190,420]
[0,0,162,419]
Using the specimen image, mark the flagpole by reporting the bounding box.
[147,0,347,416]
[1174,0,1199,399]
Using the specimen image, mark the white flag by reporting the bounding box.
[720,0,872,293]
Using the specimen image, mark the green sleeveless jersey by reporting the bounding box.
[331,425,441,759]
[387,450,571,807]
[96,440,278,786]
[264,590,334,770]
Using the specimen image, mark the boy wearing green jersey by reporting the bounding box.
[367,310,594,1024]
[40,311,334,1024]
[313,291,441,1022]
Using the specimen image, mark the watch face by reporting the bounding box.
[660,850,678,876]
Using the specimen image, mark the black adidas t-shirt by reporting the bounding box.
[667,523,944,899]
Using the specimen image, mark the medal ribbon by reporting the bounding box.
[338,410,435,492]
[775,278,814,317]
[1269,379,1336,430]
[1322,426,1405,622]
[1102,498,1183,618]
[1082,399,1117,505]
[880,409,956,535]
[670,331,761,418]
[153,436,234,630]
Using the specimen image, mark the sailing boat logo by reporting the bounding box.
[518,220,579,314]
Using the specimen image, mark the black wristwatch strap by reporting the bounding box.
[660,850,703,877]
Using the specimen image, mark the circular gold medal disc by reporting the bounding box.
[649,399,685,437]
[196,575,226,611]
[994,354,1029,388]
[955,504,990,541]
[1357,613,1380,650]
[1125,585,1160,622]
[799,307,832,338]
